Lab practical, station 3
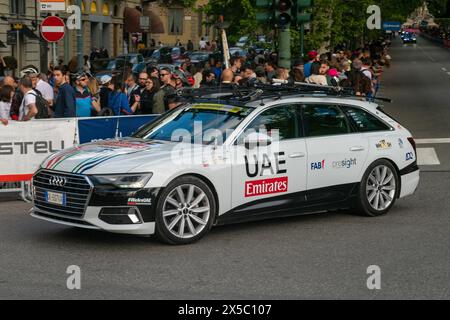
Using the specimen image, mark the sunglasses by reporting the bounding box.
[160,73,170,77]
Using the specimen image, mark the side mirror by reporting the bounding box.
[243,132,272,149]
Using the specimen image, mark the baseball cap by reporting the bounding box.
[99,75,112,85]
[307,51,318,60]
[328,68,339,77]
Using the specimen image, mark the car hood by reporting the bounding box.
[41,138,199,175]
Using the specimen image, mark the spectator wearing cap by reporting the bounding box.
[99,75,112,110]
[53,66,76,118]
[74,73,101,117]
[304,51,318,78]
[292,58,304,72]
[107,76,136,115]
[327,68,340,86]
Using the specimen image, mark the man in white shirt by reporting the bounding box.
[18,77,38,121]
[35,73,54,106]
[199,37,207,50]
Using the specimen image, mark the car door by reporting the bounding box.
[229,104,308,218]
[302,103,369,204]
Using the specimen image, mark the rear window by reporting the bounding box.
[342,106,392,132]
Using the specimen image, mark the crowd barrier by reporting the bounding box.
[0,115,159,201]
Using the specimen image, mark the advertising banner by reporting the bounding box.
[0,119,77,182]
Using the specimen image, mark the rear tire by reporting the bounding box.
[155,176,216,245]
[355,159,400,217]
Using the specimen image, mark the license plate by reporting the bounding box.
[45,191,66,206]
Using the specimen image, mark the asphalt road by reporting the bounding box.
[1,37,450,300]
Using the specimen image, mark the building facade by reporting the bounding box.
[0,0,211,76]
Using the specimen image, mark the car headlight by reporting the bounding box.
[90,173,153,189]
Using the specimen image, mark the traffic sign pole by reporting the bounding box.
[41,15,66,67]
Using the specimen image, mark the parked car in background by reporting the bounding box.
[186,51,212,66]
[229,47,247,58]
[236,36,249,47]
[139,48,157,61]
[116,54,144,65]
[94,58,128,83]
[148,47,174,64]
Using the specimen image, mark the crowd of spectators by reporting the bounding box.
[0,37,393,126]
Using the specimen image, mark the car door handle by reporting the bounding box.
[350,146,365,152]
[289,152,306,158]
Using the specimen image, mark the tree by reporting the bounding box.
[200,0,259,44]
[427,0,449,17]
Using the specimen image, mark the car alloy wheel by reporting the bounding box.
[162,184,211,239]
[366,165,396,211]
[356,159,399,217]
[155,176,216,245]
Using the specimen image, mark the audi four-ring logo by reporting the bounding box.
[49,176,67,187]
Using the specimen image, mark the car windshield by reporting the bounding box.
[133,103,253,145]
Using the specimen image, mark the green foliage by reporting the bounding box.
[427,0,449,17]
[202,0,430,53]
[160,0,197,7]
[200,0,260,44]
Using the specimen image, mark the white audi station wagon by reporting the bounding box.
[31,86,420,244]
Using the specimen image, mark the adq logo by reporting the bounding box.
[406,152,414,161]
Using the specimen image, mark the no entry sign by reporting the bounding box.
[41,16,66,43]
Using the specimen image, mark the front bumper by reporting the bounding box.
[31,206,156,235]
[30,169,161,235]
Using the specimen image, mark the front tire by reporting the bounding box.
[355,160,399,217]
[155,176,216,245]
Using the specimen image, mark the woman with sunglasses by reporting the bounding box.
[133,77,165,115]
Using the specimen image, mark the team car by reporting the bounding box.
[402,32,417,44]
[30,86,420,244]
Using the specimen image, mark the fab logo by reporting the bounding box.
[311,160,325,171]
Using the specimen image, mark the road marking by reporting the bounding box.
[416,138,450,144]
[418,46,436,62]
[447,72,450,76]
[417,148,441,165]
[443,67,448,72]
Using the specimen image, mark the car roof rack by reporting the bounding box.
[176,81,393,105]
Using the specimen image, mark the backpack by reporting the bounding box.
[29,91,50,119]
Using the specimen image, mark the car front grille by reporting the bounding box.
[32,170,92,219]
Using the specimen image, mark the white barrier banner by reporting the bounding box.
[0,119,77,182]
